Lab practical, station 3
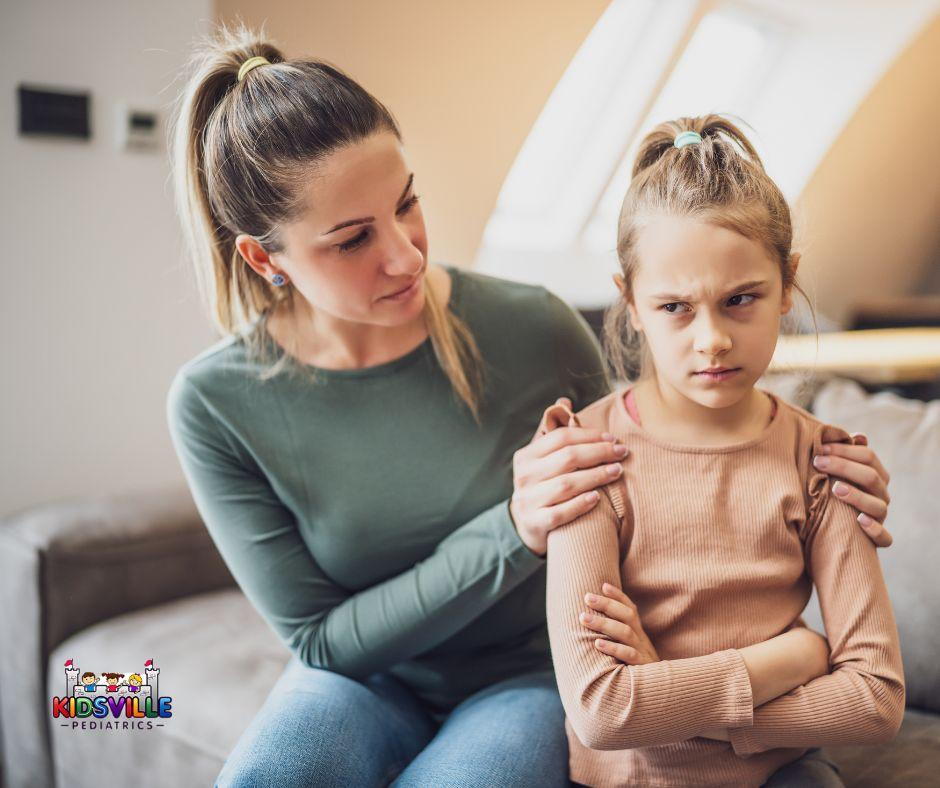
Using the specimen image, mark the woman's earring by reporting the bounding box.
[271,273,286,286]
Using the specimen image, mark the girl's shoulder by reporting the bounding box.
[537,390,624,435]
[773,394,861,535]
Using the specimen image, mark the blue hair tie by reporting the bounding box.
[674,131,703,149]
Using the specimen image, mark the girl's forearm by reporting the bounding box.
[699,628,829,742]
[738,627,830,707]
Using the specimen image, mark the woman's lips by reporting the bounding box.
[382,278,421,301]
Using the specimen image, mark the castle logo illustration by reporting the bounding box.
[52,658,173,730]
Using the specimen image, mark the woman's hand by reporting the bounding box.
[816,432,893,547]
[510,398,629,557]
[580,583,659,665]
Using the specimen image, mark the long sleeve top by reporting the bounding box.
[166,264,610,716]
[545,387,905,787]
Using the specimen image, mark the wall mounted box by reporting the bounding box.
[18,85,91,139]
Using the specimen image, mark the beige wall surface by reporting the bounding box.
[0,0,216,516]
[796,13,940,326]
[215,0,610,269]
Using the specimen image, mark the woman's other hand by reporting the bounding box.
[580,583,659,665]
[815,432,893,547]
[510,398,629,557]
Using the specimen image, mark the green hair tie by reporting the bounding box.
[673,131,703,149]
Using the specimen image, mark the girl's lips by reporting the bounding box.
[695,368,741,382]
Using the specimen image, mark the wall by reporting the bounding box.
[1,0,609,515]
[0,0,216,514]
[796,12,940,326]
[3,2,937,515]
[214,0,611,270]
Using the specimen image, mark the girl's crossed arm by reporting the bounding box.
[723,429,905,754]
[547,490,760,750]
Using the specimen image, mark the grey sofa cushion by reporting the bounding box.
[812,378,940,714]
[828,708,940,787]
[47,589,289,788]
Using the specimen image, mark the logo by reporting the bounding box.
[52,658,173,730]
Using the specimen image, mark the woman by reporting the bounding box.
[166,25,893,787]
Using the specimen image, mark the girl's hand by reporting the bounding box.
[815,433,893,547]
[510,398,629,557]
[580,583,659,664]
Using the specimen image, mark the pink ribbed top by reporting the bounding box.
[545,388,904,787]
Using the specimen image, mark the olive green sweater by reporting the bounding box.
[166,264,610,714]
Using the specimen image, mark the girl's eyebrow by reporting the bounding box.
[320,173,414,235]
[649,279,770,301]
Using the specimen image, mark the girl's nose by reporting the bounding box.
[693,317,732,356]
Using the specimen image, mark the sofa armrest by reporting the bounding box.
[0,484,235,649]
[0,485,235,788]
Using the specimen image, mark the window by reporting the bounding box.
[475,0,937,309]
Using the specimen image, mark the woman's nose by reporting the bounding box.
[382,223,424,277]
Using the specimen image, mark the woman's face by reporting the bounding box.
[239,131,429,328]
[624,215,795,411]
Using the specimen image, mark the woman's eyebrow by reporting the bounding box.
[320,173,414,235]
[649,279,770,301]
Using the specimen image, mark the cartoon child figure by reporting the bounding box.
[81,672,98,692]
[103,673,125,692]
[126,673,143,693]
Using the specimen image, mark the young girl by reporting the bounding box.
[544,116,904,787]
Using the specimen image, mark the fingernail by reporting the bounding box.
[833,481,849,496]
[857,513,872,526]
[580,612,592,622]
[614,444,628,456]
[813,455,829,469]
[585,593,597,604]
[586,491,599,502]
[602,432,614,442]
[820,445,832,455]
[607,463,623,475]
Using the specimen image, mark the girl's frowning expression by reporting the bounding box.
[624,215,797,411]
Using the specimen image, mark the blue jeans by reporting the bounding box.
[217,656,843,787]
[216,655,570,787]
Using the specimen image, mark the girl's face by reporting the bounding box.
[625,215,795,411]
[238,131,429,328]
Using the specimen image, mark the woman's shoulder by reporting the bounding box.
[166,330,270,422]
[170,333,254,391]
[446,265,604,382]
[446,263,568,322]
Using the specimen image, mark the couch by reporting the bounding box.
[1,377,937,787]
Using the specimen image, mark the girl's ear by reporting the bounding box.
[613,274,643,332]
[627,303,643,332]
[780,252,801,314]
